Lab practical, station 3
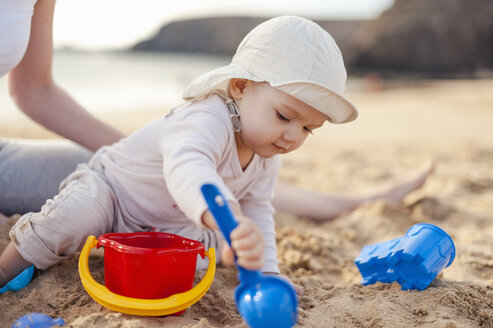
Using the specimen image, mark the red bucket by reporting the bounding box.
[97,232,205,301]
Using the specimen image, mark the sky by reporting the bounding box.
[53,0,395,50]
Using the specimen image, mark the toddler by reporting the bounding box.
[0,16,358,289]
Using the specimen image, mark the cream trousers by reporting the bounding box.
[9,163,223,271]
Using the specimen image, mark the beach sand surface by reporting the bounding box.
[1,79,492,327]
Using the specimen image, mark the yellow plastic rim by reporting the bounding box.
[78,235,216,316]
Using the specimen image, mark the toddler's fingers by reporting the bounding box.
[235,241,264,261]
[221,243,235,266]
[237,257,263,270]
[281,275,304,296]
[230,221,254,240]
[231,231,263,251]
[292,283,304,296]
[265,274,304,296]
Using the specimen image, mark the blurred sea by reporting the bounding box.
[0,50,230,118]
[0,50,368,121]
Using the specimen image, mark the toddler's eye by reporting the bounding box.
[304,127,313,135]
[277,112,290,122]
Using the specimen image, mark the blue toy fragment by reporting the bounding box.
[0,265,34,294]
[355,237,404,285]
[11,313,65,328]
[354,223,455,291]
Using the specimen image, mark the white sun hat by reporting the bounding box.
[182,16,358,124]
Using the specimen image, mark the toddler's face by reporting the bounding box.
[235,82,327,158]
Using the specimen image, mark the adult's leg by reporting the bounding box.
[273,162,433,222]
[0,138,93,215]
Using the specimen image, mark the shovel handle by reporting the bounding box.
[201,184,261,283]
[201,184,238,246]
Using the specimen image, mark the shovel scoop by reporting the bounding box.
[201,184,298,328]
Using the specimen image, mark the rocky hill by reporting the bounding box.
[133,16,366,59]
[132,0,493,76]
[349,0,493,75]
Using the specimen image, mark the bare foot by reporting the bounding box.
[369,161,434,204]
[273,161,434,222]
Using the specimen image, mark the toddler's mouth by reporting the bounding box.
[273,144,287,153]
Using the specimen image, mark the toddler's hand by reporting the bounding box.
[202,203,264,270]
[281,274,304,295]
[228,214,264,270]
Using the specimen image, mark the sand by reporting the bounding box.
[1,79,492,327]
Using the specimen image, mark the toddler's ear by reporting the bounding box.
[229,79,250,99]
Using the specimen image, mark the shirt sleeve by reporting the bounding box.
[158,107,239,226]
[239,156,282,273]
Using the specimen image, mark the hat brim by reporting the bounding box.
[182,63,358,124]
[275,81,358,124]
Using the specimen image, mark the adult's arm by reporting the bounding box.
[7,0,125,151]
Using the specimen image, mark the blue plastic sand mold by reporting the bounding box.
[354,223,455,290]
[0,265,34,294]
[11,313,65,328]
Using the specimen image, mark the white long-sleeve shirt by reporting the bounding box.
[93,94,281,272]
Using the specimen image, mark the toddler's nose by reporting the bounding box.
[282,127,301,145]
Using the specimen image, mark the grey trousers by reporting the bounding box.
[0,138,93,216]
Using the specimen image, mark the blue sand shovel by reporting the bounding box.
[201,184,298,328]
[11,313,65,328]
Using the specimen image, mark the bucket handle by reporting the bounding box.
[78,235,216,316]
